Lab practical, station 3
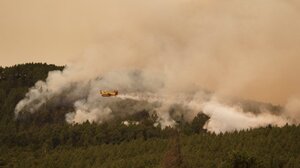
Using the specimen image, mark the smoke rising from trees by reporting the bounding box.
[15,0,300,133]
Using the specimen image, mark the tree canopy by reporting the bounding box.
[0,63,299,168]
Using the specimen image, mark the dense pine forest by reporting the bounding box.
[0,63,299,168]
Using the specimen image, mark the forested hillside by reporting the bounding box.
[0,63,299,168]
[0,63,64,129]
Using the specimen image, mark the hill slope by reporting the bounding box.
[0,63,299,168]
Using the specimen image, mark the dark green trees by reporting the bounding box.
[226,151,261,168]
[0,63,299,167]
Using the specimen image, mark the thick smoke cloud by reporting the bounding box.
[201,101,288,133]
[15,0,300,133]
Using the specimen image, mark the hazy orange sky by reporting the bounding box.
[0,0,103,66]
[1,0,300,105]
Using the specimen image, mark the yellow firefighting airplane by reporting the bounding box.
[99,90,118,97]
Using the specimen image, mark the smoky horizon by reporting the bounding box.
[1,0,300,105]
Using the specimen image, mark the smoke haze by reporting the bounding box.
[12,0,300,132]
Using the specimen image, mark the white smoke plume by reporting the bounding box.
[14,69,296,133]
[284,98,300,124]
[201,101,289,133]
[14,0,300,133]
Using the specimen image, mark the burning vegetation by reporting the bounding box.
[0,63,299,167]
